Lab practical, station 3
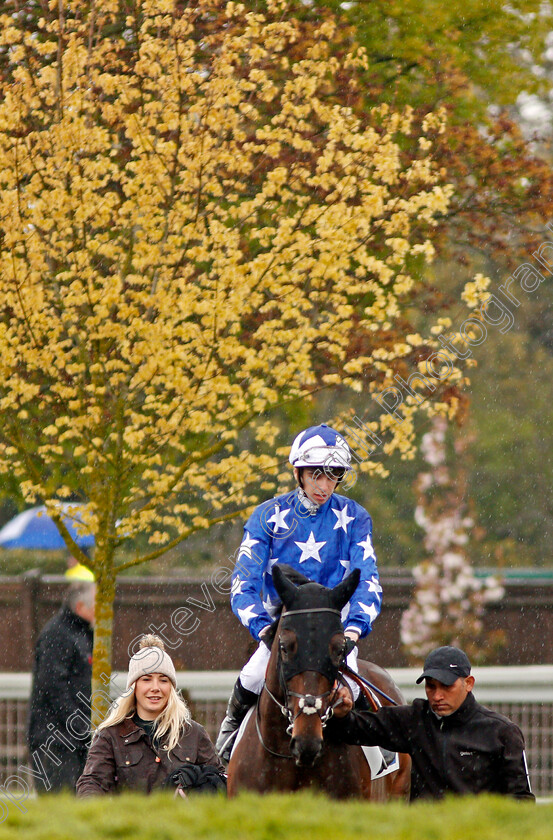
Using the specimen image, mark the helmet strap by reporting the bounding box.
[297,487,320,515]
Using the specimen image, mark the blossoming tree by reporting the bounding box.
[400,416,505,663]
[0,0,470,703]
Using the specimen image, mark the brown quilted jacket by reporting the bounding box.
[76,716,224,796]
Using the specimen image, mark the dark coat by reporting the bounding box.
[28,605,93,753]
[76,716,224,796]
[332,692,535,801]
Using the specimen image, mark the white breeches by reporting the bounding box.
[239,642,360,699]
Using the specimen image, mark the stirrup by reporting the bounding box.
[217,731,237,764]
[215,715,241,759]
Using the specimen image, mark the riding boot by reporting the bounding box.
[215,679,258,763]
[353,689,373,713]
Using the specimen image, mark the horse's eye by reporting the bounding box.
[279,635,297,660]
[329,636,347,665]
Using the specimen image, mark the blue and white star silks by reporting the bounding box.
[231,489,382,640]
[237,604,260,627]
[231,577,248,596]
[333,504,355,533]
[267,507,290,533]
[295,531,326,563]
[237,534,260,559]
[357,534,376,561]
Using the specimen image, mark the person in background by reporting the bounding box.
[215,423,382,761]
[330,645,535,801]
[65,547,95,581]
[76,635,225,796]
[28,581,95,791]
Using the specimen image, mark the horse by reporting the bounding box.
[227,565,411,799]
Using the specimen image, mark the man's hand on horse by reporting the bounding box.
[332,683,354,718]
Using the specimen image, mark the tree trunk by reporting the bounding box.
[90,565,117,726]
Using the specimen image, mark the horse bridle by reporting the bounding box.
[258,606,347,755]
[262,681,339,734]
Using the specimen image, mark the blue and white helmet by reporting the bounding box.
[288,424,352,470]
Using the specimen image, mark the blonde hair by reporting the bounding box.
[98,635,192,753]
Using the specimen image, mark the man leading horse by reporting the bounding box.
[329,645,534,801]
[216,423,382,762]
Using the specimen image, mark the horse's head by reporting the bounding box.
[271,563,360,767]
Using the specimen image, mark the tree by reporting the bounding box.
[317,0,553,264]
[300,0,553,572]
[0,0,475,711]
[321,1,551,106]
[462,329,553,568]
[400,417,505,663]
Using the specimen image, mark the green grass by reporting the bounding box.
[0,792,550,840]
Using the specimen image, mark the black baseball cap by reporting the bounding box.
[416,646,471,685]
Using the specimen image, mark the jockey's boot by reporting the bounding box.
[215,679,258,763]
[353,689,373,713]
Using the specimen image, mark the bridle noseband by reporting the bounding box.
[263,681,338,736]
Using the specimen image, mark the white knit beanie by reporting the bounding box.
[126,634,177,689]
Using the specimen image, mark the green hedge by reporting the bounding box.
[0,792,550,840]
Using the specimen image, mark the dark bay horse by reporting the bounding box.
[227,565,411,799]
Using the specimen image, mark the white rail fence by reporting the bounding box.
[2,667,553,797]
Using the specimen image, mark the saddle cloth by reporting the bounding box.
[362,746,400,779]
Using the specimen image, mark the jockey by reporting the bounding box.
[215,423,382,762]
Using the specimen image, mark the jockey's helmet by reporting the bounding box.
[288,424,352,475]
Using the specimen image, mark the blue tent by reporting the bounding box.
[0,504,95,550]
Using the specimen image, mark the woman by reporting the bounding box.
[76,634,225,796]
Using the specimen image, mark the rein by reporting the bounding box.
[341,665,400,707]
[255,691,295,759]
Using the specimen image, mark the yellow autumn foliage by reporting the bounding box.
[0,0,466,691]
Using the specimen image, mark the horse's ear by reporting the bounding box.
[272,563,299,608]
[330,568,361,611]
[275,563,311,587]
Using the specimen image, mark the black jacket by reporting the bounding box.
[332,692,534,801]
[28,605,93,753]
